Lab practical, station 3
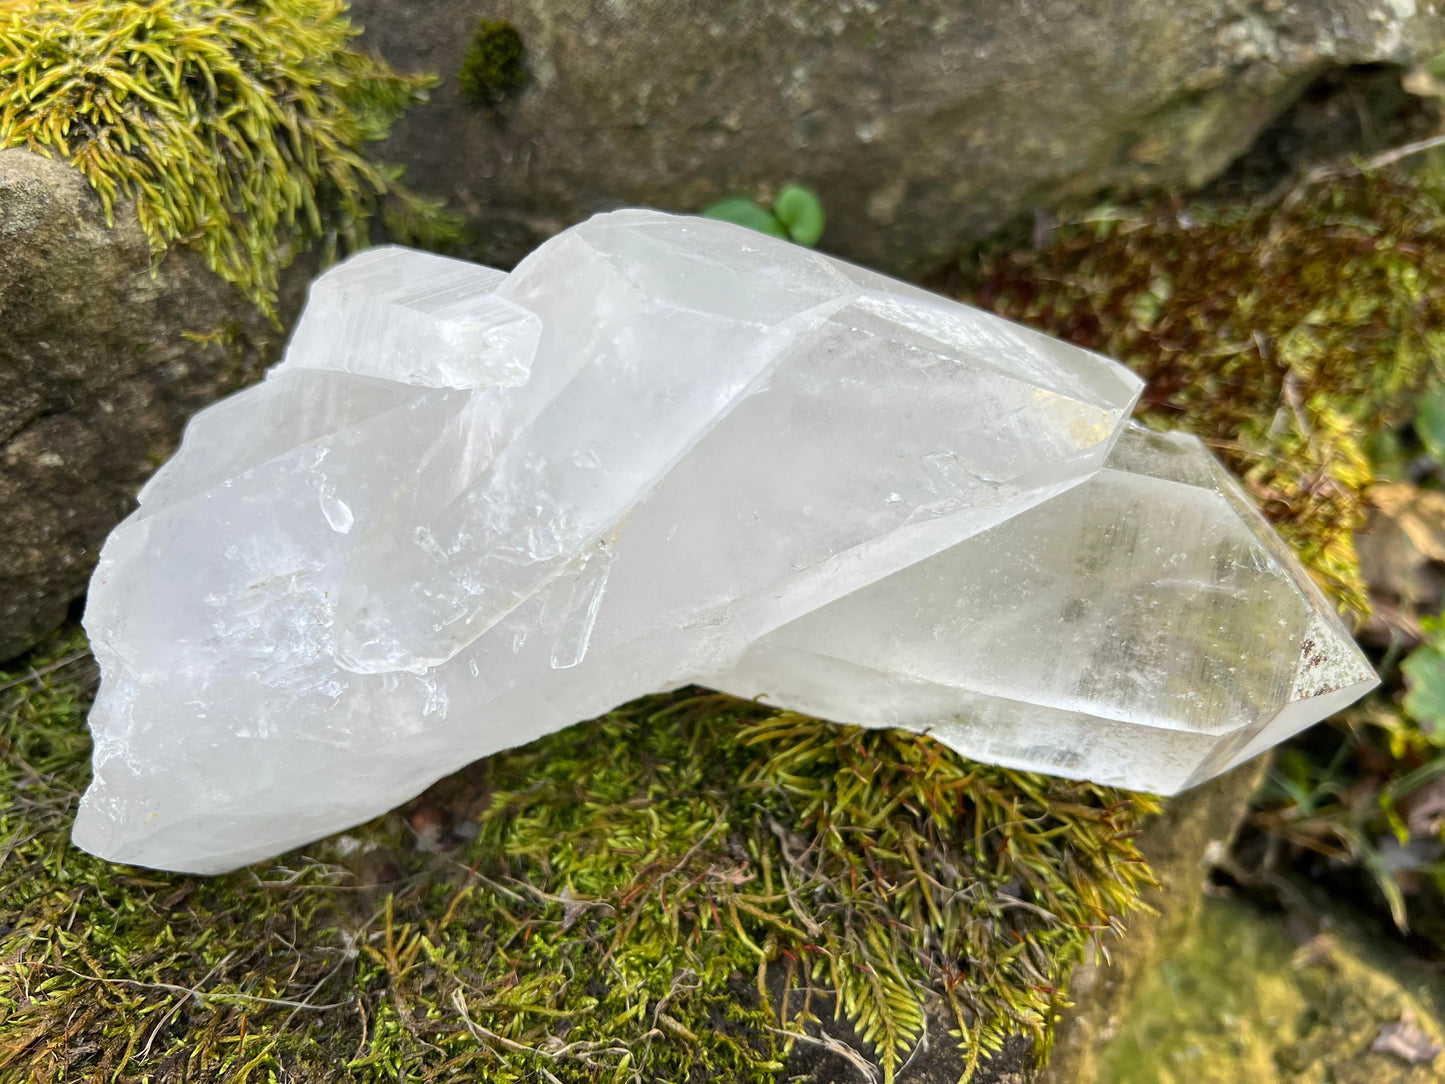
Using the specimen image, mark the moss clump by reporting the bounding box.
[0,632,1157,1083]
[966,171,1445,618]
[0,0,456,319]
[457,20,527,110]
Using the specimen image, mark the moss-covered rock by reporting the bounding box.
[0,0,452,316]
[966,170,1445,620]
[457,20,528,110]
[1045,761,1269,1084]
[1095,893,1445,1083]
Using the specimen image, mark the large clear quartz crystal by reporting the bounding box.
[707,425,1377,793]
[73,210,1375,874]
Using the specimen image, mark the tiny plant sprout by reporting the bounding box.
[702,185,826,246]
[457,20,528,109]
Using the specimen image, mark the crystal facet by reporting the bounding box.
[73,210,1375,874]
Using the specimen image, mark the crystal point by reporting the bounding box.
[74,211,1373,874]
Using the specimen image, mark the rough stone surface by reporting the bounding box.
[349,0,1445,273]
[0,149,306,662]
[1044,759,1269,1084]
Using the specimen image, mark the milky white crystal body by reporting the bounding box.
[73,210,1371,875]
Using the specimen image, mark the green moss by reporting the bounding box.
[0,631,1157,1083]
[966,170,1445,619]
[457,20,527,110]
[0,0,458,321]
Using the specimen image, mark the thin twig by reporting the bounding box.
[451,988,635,1064]
[56,965,348,1011]
[764,1025,881,1083]
[896,1024,931,1080]
[1264,131,1445,212]
[0,650,92,693]
[1304,132,1445,184]
[140,952,235,1057]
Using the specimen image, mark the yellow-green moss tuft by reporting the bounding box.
[0,0,458,320]
[0,632,1158,1083]
[966,171,1445,619]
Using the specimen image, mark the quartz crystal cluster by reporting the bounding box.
[74,210,1377,874]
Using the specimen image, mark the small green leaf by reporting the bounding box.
[1415,381,1445,463]
[1401,643,1445,742]
[701,197,787,238]
[773,184,825,246]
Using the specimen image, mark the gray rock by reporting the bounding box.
[350,0,1445,274]
[0,149,304,661]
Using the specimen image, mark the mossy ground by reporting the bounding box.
[0,632,1157,1084]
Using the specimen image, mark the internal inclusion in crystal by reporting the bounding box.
[73,210,1377,874]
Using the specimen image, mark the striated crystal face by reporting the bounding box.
[73,210,1373,875]
[271,245,541,390]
